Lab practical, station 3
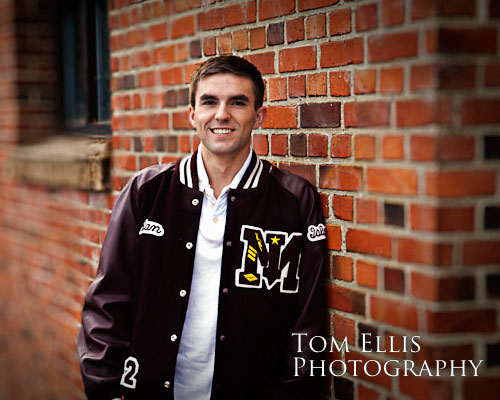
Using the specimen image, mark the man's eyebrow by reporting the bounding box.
[199,94,217,101]
[198,94,250,102]
[229,94,250,102]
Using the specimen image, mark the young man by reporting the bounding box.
[78,55,326,400]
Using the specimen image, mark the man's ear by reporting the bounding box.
[188,105,196,129]
[253,106,266,129]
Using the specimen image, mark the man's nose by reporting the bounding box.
[215,103,230,120]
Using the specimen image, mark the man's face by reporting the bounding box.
[189,73,265,160]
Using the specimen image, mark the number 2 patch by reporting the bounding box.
[120,356,139,389]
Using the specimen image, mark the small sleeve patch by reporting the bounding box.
[307,223,326,242]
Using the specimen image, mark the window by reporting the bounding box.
[59,0,111,134]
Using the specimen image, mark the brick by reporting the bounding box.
[288,75,306,98]
[411,0,438,20]
[410,135,475,162]
[286,17,304,43]
[261,105,297,129]
[308,134,328,157]
[320,38,363,67]
[299,0,339,10]
[331,134,351,158]
[399,375,453,400]
[171,15,194,38]
[326,224,342,250]
[198,8,224,31]
[354,69,376,94]
[252,134,268,155]
[225,1,257,26]
[414,342,474,367]
[306,13,326,39]
[462,98,500,125]
[382,135,404,160]
[439,28,497,54]
[333,195,353,221]
[396,99,451,126]
[148,114,169,130]
[368,31,418,62]
[487,274,500,298]
[356,198,378,224]
[345,351,391,388]
[267,22,284,46]
[126,115,146,131]
[345,101,390,127]
[485,206,500,229]
[249,27,265,50]
[492,0,500,17]
[384,203,404,227]
[427,309,496,333]
[176,43,188,62]
[357,260,377,288]
[354,135,375,160]
[465,378,500,400]
[485,62,500,86]
[356,4,377,31]
[371,296,418,330]
[320,166,362,191]
[440,0,475,15]
[154,45,175,64]
[330,71,350,96]
[202,37,216,56]
[290,134,306,156]
[300,102,340,128]
[439,64,476,89]
[127,28,145,47]
[463,240,500,265]
[172,111,191,129]
[410,204,475,232]
[184,62,202,84]
[367,168,417,196]
[259,0,295,20]
[329,8,352,36]
[148,22,167,42]
[271,135,287,156]
[426,170,496,198]
[307,73,327,96]
[189,40,201,58]
[279,46,316,72]
[269,77,287,101]
[411,273,475,301]
[278,163,315,185]
[347,229,392,258]
[326,284,365,315]
[333,314,355,344]
[485,135,500,159]
[232,30,248,51]
[382,0,404,26]
[398,237,452,266]
[358,385,379,400]
[217,33,232,55]
[384,267,404,293]
[487,342,500,366]
[244,52,275,74]
[410,65,437,90]
[380,67,403,93]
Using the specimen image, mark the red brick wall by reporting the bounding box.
[0,0,499,399]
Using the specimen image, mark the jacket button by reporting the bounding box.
[230,196,236,202]
[226,241,232,247]
[222,288,229,294]
[219,335,226,342]
[186,242,193,249]
[191,199,199,206]
[179,289,187,297]
[171,334,178,342]
[164,380,171,388]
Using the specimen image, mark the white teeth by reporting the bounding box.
[212,128,232,135]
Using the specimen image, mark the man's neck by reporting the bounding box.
[200,145,250,199]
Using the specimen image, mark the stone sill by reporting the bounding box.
[8,135,111,191]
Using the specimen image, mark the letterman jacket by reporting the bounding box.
[77,150,327,400]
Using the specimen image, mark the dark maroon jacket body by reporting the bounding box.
[78,151,326,400]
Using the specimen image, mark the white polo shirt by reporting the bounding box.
[173,147,252,400]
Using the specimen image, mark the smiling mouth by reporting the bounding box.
[210,128,234,135]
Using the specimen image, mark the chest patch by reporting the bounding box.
[235,225,303,293]
[139,219,164,237]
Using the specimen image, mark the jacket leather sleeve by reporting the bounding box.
[77,176,140,400]
[264,183,327,399]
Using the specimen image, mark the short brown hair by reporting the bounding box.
[190,55,265,110]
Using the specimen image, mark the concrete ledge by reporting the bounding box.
[8,136,111,191]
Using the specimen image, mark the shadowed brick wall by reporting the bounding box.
[1,0,499,399]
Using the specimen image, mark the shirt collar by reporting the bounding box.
[196,145,253,194]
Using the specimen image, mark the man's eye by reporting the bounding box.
[202,100,216,105]
[232,101,246,106]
